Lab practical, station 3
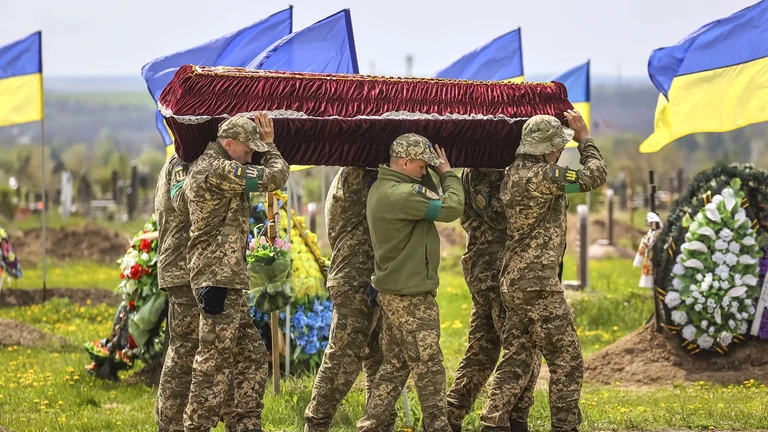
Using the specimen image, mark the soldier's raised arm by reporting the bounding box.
[253,145,289,192]
[169,161,189,213]
[393,145,464,222]
[528,110,607,196]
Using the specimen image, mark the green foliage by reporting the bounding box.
[0,247,765,431]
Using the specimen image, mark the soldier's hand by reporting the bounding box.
[367,284,379,307]
[198,286,228,315]
[254,112,275,143]
[564,109,590,143]
[433,145,451,174]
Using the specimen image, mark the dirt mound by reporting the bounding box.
[585,324,768,386]
[123,356,165,388]
[0,288,120,307]
[12,225,130,266]
[437,221,466,249]
[588,243,637,260]
[566,214,645,254]
[0,318,68,348]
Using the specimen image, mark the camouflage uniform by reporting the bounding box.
[359,134,464,432]
[304,167,393,431]
[155,154,198,432]
[446,169,541,432]
[480,116,607,432]
[184,117,289,432]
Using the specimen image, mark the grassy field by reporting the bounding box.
[4,212,147,238]
[7,260,120,290]
[1,254,767,431]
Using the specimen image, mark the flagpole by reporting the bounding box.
[39,31,47,302]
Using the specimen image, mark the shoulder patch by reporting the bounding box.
[246,166,265,180]
[233,165,245,179]
[551,167,579,184]
[413,184,439,200]
[172,163,189,184]
[475,194,487,209]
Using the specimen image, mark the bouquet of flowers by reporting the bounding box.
[664,178,766,352]
[247,224,293,313]
[85,215,168,379]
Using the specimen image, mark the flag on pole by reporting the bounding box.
[435,28,523,82]
[247,9,359,74]
[553,61,590,148]
[248,9,359,171]
[640,1,768,153]
[141,7,293,157]
[0,31,43,127]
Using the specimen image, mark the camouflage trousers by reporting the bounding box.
[304,284,389,432]
[481,291,583,432]
[156,285,199,432]
[446,286,541,431]
[183,288,268,432]
[357,291,449,432]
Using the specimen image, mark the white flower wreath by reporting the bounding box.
[666,179,762,350]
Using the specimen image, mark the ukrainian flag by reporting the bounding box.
[640,1,768,153]
[553,61,590,148]
[0,31,42,127]
[435,28,524,82]
[141,8,293,158]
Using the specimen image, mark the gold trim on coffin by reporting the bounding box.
[187,65,556,87]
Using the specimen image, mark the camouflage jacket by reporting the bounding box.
[325,167,378,289]
[186,141,289,290]
[500,139,607,292]
[460,168,507,293]
[367,165,464,295]
[155,154,191,290]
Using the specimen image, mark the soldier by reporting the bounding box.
[304,166,395,431]
[183,113,289,432]
[358,133,464,432]
[155,153,239,432]
[480,111,607,432]
[154,151,196,432]
[446,168,541,432]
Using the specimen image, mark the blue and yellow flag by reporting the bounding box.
[141,8,293,157]
[553,61,590,148]
[434,28,523,82]
[640,1,768,153]
[0,31,42,127]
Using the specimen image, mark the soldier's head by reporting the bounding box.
[516,115,574,164]
[217,116,269,164]
[389,133,443,179]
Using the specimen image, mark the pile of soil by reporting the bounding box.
[436,222,466,250]
[0,287,120,307]
[11,225,129,266]
[0,318,68,348]
[585,324,768,386]
[566,214,646,254]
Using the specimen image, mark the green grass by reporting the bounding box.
[7,213,147,238]
[0,255,765,431]
[8,260,119,290]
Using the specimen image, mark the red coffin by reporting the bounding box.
[159,65,574,168]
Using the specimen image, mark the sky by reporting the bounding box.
[0,0,759,80]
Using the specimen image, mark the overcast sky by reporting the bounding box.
[0,0,758,80]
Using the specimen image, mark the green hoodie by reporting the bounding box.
[366,165,464,295]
